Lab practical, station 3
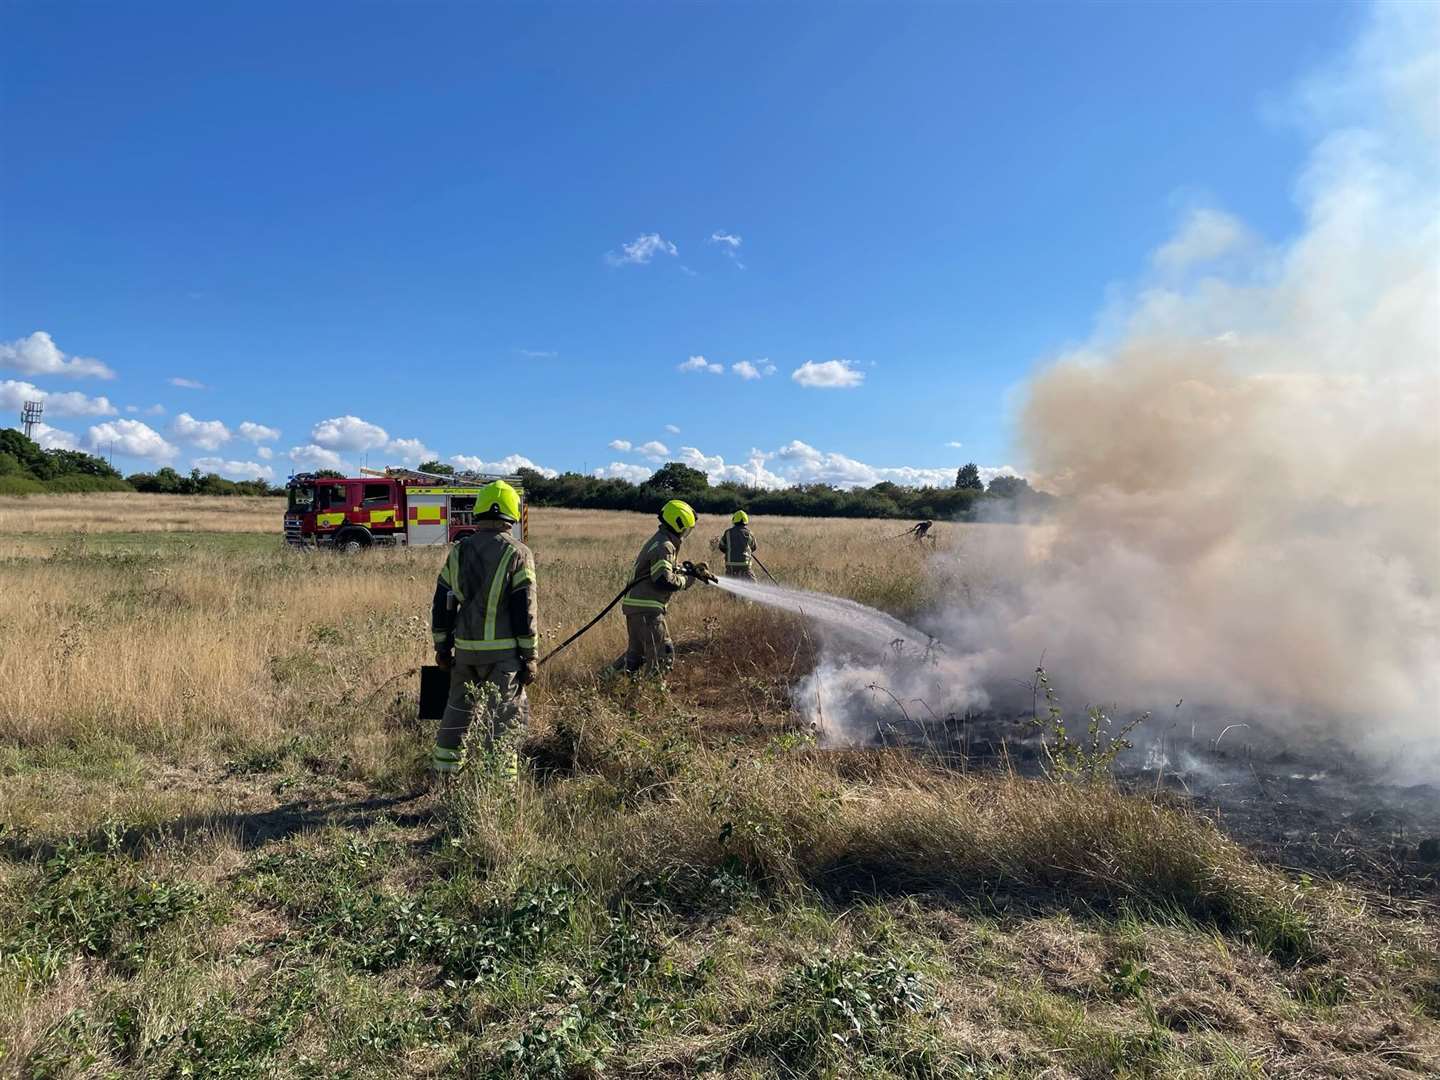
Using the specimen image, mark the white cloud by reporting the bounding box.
[677,445,786,488]
[385,437,435,467]
[608,439,633,451]
[709,231,745,268]
[0,331,115,380]
[664,424,681,434]
[31,423,78,451]
[978,465,1022,487]
[517,349,557,358]
[678,355,724,374]
[168,377,206,390]
[661,438,1017,490]
[593,462,653,483]
[193,457,275,481]
[605,233,678,266]
[288,444,347,471]
[731,359,776,380]
[311,415,390,451]
[256,446,274,460]
[172,412,231,450]
[945,440,964,449]
[636,440,669,459]
[791,359,865,389]
[144,404,165,416]
[86,419,177,461]
[450,453,558,478]
[588,437,1018,491]
[1152,208,1255,273]
[238,421,280,443]
[1,379,118,417]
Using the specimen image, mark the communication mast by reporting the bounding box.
[21,401,43,440]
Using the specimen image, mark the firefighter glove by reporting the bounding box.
[518,657,538,687]
[434,646,454,670]
[681,560,715,583]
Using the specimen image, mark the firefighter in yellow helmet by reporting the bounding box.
[721,510,758,581]
[613,499,709,674]
[429,480,538,779]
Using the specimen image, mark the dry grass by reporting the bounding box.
[0,492,286,534]
[0,496,1435,1078]
[0,500,955,750]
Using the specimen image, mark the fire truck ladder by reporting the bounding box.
[361,466,530,540]
[360,466,523,486]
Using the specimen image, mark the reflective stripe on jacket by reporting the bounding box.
[621,526,690,612]
[430,524,539,658]
[721,524,755,569]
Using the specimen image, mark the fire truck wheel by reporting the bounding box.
[336,529,371,554]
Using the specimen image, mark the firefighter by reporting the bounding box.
[721,510,757,581]
[909,519,934,542]
[613,499,707,674]
[430,480,538,780]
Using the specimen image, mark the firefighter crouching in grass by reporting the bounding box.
[430,480,538,781]
[721,510,757,580]
[613,499,710,675]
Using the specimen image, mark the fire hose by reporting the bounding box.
[750,553,780,587]
[536,560,718,667]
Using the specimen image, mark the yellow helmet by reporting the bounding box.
[660,499,697,536]
[476,480,522,523]
[732,510,749,525]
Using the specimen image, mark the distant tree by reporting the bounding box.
[0,429,47,475]
[647,462,709,495]
[313,469,345,479]
[418,460,454,475]
[955,463,984,490]
[987,474,1031,499]
[127,466,185,494]
[1,428,120,482]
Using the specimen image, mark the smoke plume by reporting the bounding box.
[806,5,1440,774]
[951,4,1440,771]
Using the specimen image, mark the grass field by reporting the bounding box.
[0,494,1435,1078]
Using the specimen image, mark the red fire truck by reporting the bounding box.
[283,467,528,551]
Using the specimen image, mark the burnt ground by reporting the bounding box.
[874,708,1440,900]
[1156,737,1440,899]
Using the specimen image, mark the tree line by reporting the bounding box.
[0,429,280,496]
[420,460,1048,522]
[1,427,1045,520]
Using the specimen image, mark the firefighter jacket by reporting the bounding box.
[721,523,756,571]
[621,526,692,613]
[431,523,539,660]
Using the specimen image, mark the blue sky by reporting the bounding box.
[0,1,1361,485]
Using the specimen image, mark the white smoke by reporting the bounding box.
[941,4,1440,772]
[714,576,990,746]
[796,5,1440,772]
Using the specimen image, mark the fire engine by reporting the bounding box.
[284,467,528,551]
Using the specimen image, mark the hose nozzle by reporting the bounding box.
[682,560,719,584]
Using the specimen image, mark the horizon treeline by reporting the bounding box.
[0,429,1045,520]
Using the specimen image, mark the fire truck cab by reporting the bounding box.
[284,468,527,551]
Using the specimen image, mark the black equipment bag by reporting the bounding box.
[419,665,450,721]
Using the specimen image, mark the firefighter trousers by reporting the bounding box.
[433,654,529,774]
[724,566,756,581]
[614,611,674,674]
